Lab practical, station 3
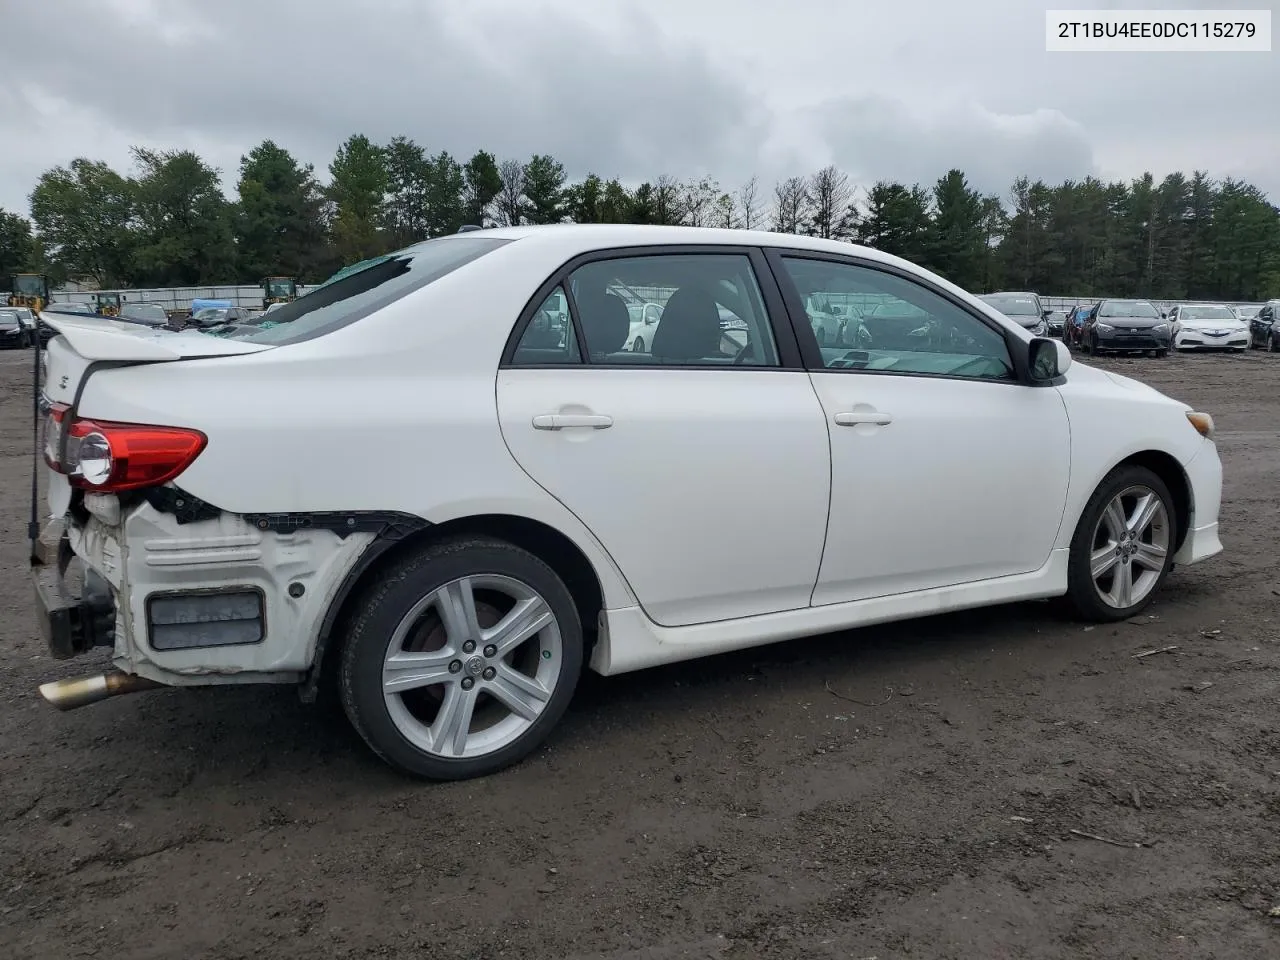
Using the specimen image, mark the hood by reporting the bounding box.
[1096,315,1164,328]
[1007,315,1043,329]
[1177,317,1246,331]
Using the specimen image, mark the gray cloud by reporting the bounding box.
[810,96,1097,197]
[1,0,1276,215]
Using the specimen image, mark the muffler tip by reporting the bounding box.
[39,672,163,711]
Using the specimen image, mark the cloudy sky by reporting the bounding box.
[2,0,1276,216]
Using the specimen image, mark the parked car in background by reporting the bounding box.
[1082,299,1170,357]
[978,292,1051,337]
[1044,310,1065,337]
[186,306,255,330]
[117,302,171,328]
[1063,304,1094,349]
[627,302,663,352]
[1169,303,1250,352]
[0,308,32,348]
[1234,305,1261,322]
[1248,300,1280,351]
[32,225,1223,782]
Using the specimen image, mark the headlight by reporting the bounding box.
[1153,323,1169,333]
[1095,323,1114,332]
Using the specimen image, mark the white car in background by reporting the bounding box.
[626,301,663,352]
[33,225,1223,782]
[1169,303,1250,352]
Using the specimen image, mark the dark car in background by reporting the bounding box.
[184,306,254,330]
[116,302,171,328]
[0,309,32,348]
[978,291,1051,337]
[1082,299,1171,357]
[1063,304,1095,349]
[1044,310,1065,337]
[1248,300,1280,351]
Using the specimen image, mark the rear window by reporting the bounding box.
[224,236,512,346]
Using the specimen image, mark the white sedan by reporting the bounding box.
[34,225,1223,781]
[1169,304,1251,352]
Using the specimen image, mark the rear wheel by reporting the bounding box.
[339,536,583,780]
[1269,337,1277,353]
[632,336,645,352]
[1065,465,1175,622]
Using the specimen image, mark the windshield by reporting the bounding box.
[0,311,20,325]
[1099,300,1160,319]
[1181,305,1236,320]
[981,294,1040,316]
[265,279,294,297]
[224,236,511,346]
[12,275,46,296]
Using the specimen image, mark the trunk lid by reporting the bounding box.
[39,310,270,406]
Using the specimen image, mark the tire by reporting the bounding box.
[1269,337,1277,353]
[1155,349,1168,358]
[1064,465,1176,622]
[632,336,644,353]
[339,536,584,780]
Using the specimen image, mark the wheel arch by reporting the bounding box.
[302,512,608,701]
[1075,449,1192,556]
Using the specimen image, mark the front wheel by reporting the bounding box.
[19,332,31,349]
[339,536,583,780]
[632,336,644,352]
[1064,465,1175,622]
[1269,337,1278,353]
[1155,349,1168,358]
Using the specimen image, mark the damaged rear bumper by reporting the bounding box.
[34,495,377,689]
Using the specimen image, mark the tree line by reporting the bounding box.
[1,133,1277,301]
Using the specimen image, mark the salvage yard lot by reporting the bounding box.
[0,348,1277,960]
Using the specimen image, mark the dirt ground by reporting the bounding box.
[1,346,1278,960]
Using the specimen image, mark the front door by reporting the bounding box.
[497,248,832,628]
[769,252,1072,606]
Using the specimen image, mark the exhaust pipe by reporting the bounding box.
[38,671,164,711]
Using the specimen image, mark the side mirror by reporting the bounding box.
[1042,309,1052,320]
[1029,337,1070,381]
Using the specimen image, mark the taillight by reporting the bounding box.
[43,403,206,492]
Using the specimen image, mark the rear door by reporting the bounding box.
[496,246,831,628]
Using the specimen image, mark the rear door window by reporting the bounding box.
[227,236,513,346]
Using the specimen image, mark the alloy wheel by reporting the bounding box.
[1089,485,1170,609]
[381,575,562,759]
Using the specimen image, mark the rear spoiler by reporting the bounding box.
[39,310,271,362]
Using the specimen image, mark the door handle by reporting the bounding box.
[833,411,893,427]
[532,413,614,430]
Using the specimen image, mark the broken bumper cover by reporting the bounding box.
[31,527,116,660]
[45,499,376,686]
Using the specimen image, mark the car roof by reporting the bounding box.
[459,223,905,264]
